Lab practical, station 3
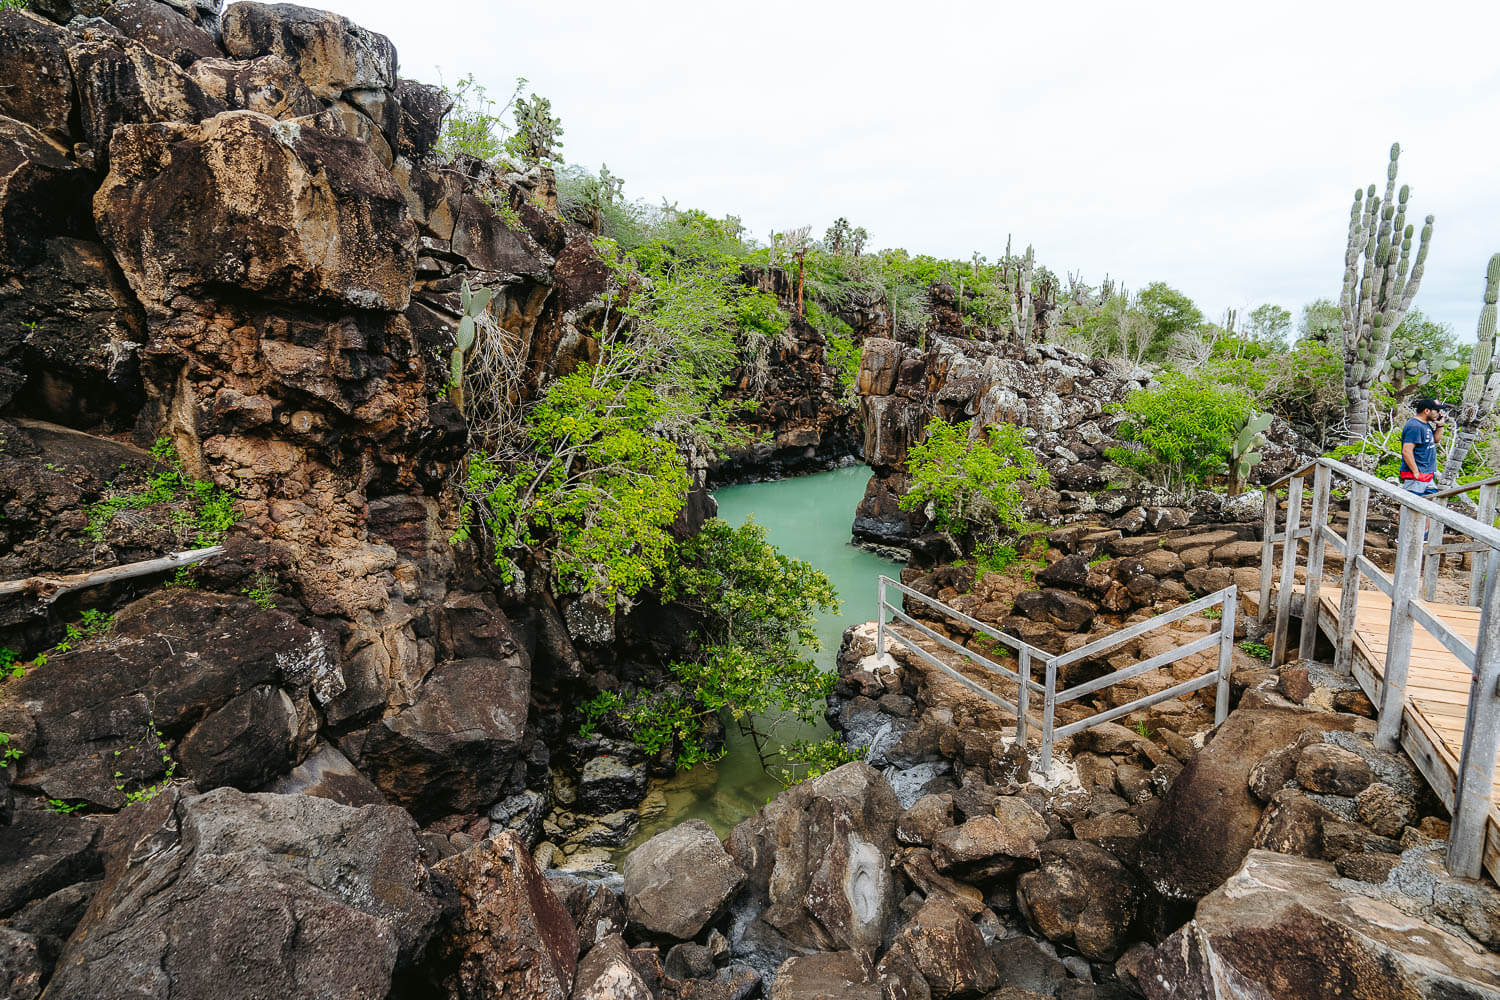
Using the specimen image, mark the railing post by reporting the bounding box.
[1272,475,1304,666]
[876,576,887,658]
[1016,649,1031,746]
[1473,484,1500,605]
[1377,505,1425,753]
[1299,464,1332,661]
[1258,487,1278,623]
[1334,482,1370,676]
[1421,499,1448,602]
[1448,569,1500,878]
[1215,587,1237,725]
[1039,657,1057,777]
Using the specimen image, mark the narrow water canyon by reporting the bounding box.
[619,464,902,850]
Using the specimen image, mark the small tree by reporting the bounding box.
[1106,375,1254,491]
[899,419,1048,554]
[583,518,838,769]
[1246,303,1292,351]
[1298,298,1341,345]
[1440,254,1500,486]
[1339,142,1434,441]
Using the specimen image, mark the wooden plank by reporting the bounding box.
[1335,482,1370,675]
[1378,506,1428,752]
[1260,488,1278,624]
[1451,575,1500,877]
[1301,464,1332,660]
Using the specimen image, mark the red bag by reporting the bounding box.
[1399,471,1435,482]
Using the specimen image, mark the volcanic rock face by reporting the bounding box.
[1140,850,1500,1000]
[44,787,445,1000]
[726,762,902,963]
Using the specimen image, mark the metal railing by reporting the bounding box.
[1259,457,1500,878]
[875,575,1237,776]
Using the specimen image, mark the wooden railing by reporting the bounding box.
[1259,457,1500,878]
[876,575,1236,777]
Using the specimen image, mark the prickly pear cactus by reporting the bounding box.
[450,280,493,410]
[1229,411,1273,494]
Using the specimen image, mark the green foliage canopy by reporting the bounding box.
[899,420,1048,546]
[1107,374,1254,490]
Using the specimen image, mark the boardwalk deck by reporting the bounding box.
[1313,589,1500,882]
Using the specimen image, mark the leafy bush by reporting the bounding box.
[1107,375,1254,490]
[1239,640,1271,660]
[437,74,523,163]
[900,420,1048,550]
[584,518,838,768]
[805,301,859,395]
[87,438,237,549]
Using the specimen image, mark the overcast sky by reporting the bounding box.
[347,0,1500,337]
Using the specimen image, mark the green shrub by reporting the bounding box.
[805,301,860,394]
[583,517,838,769]
[87,438,237,549]
[1239,640,1272,660]
[1107,375,1254,490]
[900,420,1048,549]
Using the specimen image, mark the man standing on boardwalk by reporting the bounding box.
[1401,397,1446,498]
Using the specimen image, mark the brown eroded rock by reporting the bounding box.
[0,117,90,278]
[880,895,1000,999]
[0,11,74,140]
[571,933,652,1000]
[1295,741,1375,796]
[770,951,885,1000]
[1016,839,1141,961]
[187,54,323,118]
[726,762,901,957]
[46,787,444,1000]
[67,31,226,154]
[1139,850,1500,1000]
[621,820,746,941]
[95,110,416,314]
[430,832,579,1000]
[101,0,222,68]
[1137,706,1356,901]
[931,798,1049,883]
[221,2,396,100]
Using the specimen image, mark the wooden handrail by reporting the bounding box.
[1431,472,1500,501]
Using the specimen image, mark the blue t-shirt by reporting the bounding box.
[1402,417,1437,476]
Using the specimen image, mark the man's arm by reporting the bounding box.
[1403,441,1419,475]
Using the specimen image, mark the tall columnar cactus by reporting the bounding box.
[1004,238,1035,345]
[1439,254,1500,487]
[1340,142,1434,441]
[1228,411,1273,495]
[450,280,492,410]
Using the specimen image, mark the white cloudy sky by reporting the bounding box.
[347,0,1500,335]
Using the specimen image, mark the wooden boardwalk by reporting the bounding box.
[1313,589,1500,880]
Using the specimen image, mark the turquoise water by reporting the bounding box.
[621,465,901,847]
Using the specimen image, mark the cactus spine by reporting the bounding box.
[1340,142,1435,441]
[451,280,493,410]
[1438,254,1500,487]
[1228,411,1273,495]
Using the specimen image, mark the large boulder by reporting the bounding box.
[621,820,746,940]
[571,933,652,1000]
[0,11,74,140]
[0,811,101,918]
[1139,850,1500,999]
[1136,706,1357,901]
[67,32,226,154]
[931,798,1050,883]
[771,951,885,1000]
[1016,840,1141,961]
[354,654,530,819]
[95,110,417,315]
[221,2,396,100]
[0,237,147,422]
[7,590,332,809]
[0,117,91,278]
[395,78,451,160]
[45,788,445,999]
[429,832,578,1000]
[726,762,902,961]
[101,0,222,67]
[187,54,323,118]
[176,683,305,790]
[879,895,1000,999]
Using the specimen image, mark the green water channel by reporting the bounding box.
[619,465,902,849]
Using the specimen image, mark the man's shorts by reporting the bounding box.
[1401,478,1439,498]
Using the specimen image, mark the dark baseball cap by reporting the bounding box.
[1413,397,1443,412]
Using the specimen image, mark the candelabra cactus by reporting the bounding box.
[1228,411,1273,495]
[1340,142,1435,440]
[1004,237,1035,345]
[1439,254,1500,487]
[450,280,493,410]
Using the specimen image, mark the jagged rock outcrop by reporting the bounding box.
[45,787,445,999]
[726,762,902,968]
[1140,850,1500,999]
